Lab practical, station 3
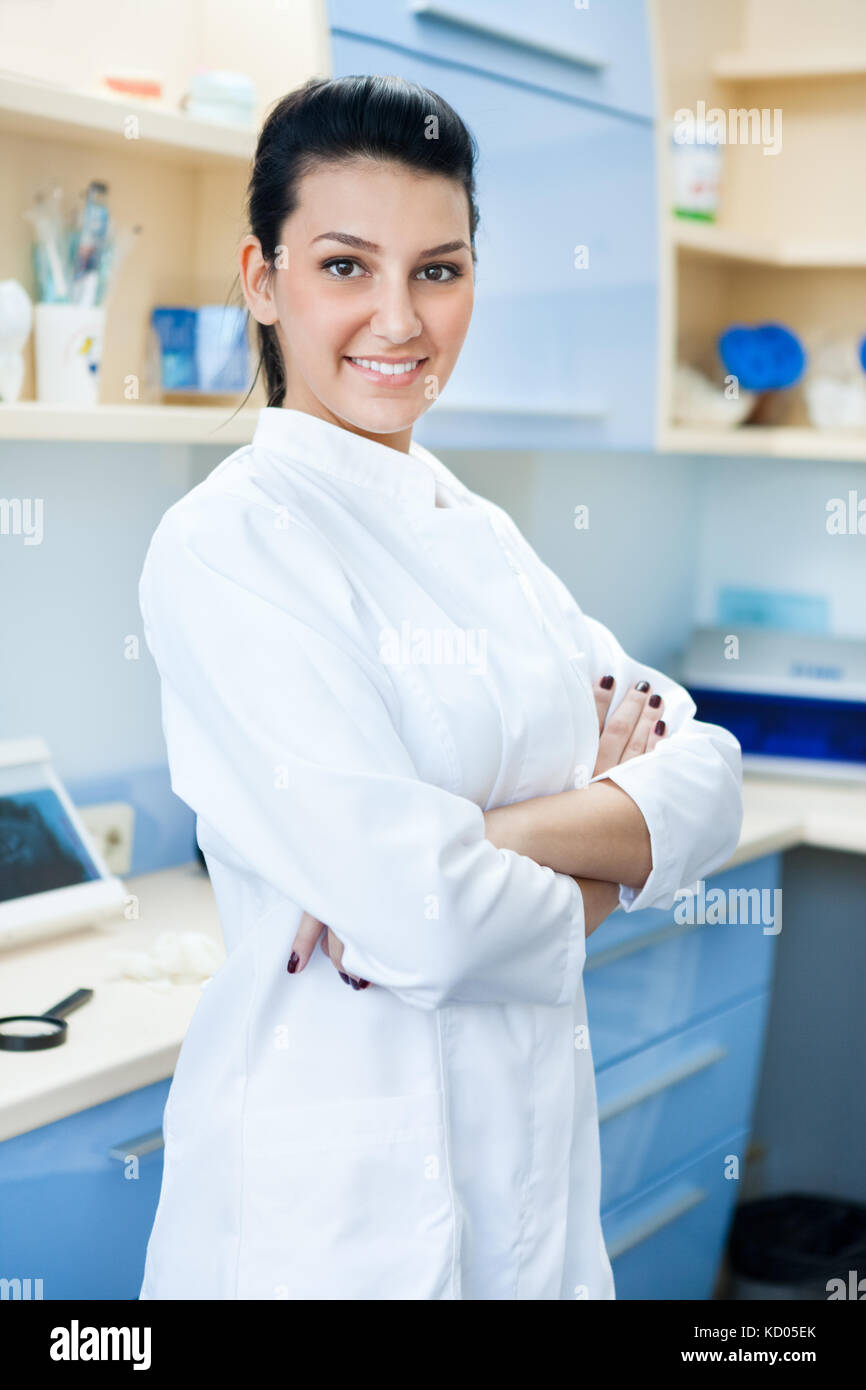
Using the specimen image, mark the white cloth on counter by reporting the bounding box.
[107,930,223,986]
[136,405,743,1301]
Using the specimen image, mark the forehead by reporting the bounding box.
[289,158,471,238]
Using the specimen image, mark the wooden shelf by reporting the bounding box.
[660,425,866,462]
[672,220,866,269]
[714,51,866,81]
[0,402,258,444]
[0,70,255,168]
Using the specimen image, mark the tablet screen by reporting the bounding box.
[0,787,101,904]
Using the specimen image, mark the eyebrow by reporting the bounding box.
[311,232,470,258]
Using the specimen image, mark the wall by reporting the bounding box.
[2,439,863,876]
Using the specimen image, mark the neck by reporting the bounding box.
[280,386,414,455]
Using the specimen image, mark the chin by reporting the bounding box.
[337,396,426,436]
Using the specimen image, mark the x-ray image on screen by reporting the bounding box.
[0,788,101,903]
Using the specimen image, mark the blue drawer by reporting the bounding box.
[0,1079,170,1299]
[598,993,769,1211]
[585,853,781,1067]
[603,1128,749,1300]
[329,36,658,450]
[328,0,656,119]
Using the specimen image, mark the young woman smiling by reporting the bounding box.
[138,74,743,1301]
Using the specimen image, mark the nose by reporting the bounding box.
[368,274,423,345]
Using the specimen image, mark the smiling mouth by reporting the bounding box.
[344,356,428,385]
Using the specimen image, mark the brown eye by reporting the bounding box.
[417,264,459,283]
[323,258,363,279]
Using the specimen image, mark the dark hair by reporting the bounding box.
[239,73,480,409]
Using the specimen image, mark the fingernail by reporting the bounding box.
[287,951,299,974]
[600,674,614,690]
[358,980,370,989]
[339,971,351,985]
[655,719,666,735]
[636,680,650,692]
[648,693,662,708]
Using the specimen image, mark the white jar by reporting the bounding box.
[34,302,105,405]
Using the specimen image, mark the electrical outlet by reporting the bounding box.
[78,801,135,875]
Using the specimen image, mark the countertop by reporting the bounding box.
[1,772,864,1142]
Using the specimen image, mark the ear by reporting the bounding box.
[239,234,279,326]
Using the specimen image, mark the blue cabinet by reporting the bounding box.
[586,852,782,1299]
[602,1129,751,1301]
[329,0,656,118]
[329,34,657,450]
[0,1078,170,1300]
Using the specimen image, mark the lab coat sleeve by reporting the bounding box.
[580,612,744,912]
[526,556,744,915]
[139,496,587,1011]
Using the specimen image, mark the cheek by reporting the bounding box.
[277,276,358,357]
[431,286,474,356]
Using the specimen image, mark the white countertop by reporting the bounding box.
[1,772,864,1142]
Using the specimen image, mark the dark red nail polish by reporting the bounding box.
[655,719,666,735]
[351,978,362,990]
[648,693,662,708]
[339,971,350,985]
[600,674,614,690]
[636,680,650,692]
[287,951,299,974]
[358,980,370,989]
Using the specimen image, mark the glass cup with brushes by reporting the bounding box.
[27,180,140,405]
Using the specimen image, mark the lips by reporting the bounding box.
[344,356,428,386]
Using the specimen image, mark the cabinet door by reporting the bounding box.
[585,853,782,1067]
[0,1079,170,1300]
[597,993,770,1212]
[328,0,656,119]
[603,1129,750,1300]
[330,36,658,449]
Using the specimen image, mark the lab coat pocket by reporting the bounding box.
[239,1090,459,1300]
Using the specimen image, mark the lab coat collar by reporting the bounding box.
[252,407,464,509]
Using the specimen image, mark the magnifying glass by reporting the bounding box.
[0,988,94,1052]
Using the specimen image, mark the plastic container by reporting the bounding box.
[150,305,250,395]
[150,307,197,390]
[728,1194,866,1300]
[671,116,723,221]
[34,302,105,405]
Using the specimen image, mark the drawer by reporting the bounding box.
[0,1079,170,1299]
[584,853,781,1067]
[597,993,769,1211]
[602,1128,750,1300]
[328,36,658,449]
[328,0,656,120]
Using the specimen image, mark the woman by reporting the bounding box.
[138,75,743,1301]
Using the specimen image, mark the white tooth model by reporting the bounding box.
[0,280,33,403]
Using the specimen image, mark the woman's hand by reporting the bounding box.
[591,674,666,778]
[287,910,370,990]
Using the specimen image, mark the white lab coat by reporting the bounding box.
[137,406,743,1301]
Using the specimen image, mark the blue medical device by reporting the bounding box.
[681,627,866,781]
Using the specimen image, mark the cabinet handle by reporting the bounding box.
[585,916,700,970]
[606,1187,707,1260]
[598,1045,729,1123]
[408,1,608,71]
[107,1128,165,1160]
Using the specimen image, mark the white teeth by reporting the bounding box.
[350,358,420,375]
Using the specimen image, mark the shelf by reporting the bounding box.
[714,51,866,81]
[672,221,866,269]
[0,402,258,444]
[0,70,255,168]
[659,425,866,462]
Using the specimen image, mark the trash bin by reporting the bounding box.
[728,1193,866,1300]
